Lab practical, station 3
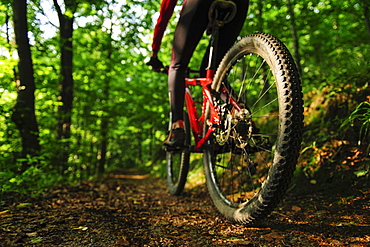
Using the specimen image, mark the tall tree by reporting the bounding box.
[11,0,40,172]
[97,31,113,175]
[53,0,78,169]
[362,0,370,39]
[285,0,302,76]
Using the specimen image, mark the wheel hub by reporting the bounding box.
[231,109,253,149]
[215,106,253,149]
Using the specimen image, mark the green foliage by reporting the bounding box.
[341,101,370,145]
[340,100,370,178]
[0,155,61,195]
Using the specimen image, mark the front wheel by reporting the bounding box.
[204,33,304,224]
[166,112,191,195]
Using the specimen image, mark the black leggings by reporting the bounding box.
[168,0,249,123]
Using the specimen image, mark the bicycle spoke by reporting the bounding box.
[252,114,279,118]
[209,52,280,205]
[251,97,278,116]
[216,150,257,203]
[236,57,252,102]
[250,82,276,112]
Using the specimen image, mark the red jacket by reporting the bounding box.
[152,0,178,52]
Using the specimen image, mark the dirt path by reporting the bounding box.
[1,169,369,246]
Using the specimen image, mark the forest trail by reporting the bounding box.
[1,169,369,247]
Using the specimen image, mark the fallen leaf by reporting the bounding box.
[26,232,38,237]
[231,240,252,245]
[0,210,10,215]
[264,232,284,241]
[74,226,88,231]
[16,203,32,209]
[30,237,43,244]
[114,236,130,246]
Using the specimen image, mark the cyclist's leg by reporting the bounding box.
[168,0,211,124]
[200,0,249,75]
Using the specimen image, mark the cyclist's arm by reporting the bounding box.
[151,0,177,54]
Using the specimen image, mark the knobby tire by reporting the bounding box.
[203,32,304,224]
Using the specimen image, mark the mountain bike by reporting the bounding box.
[156,0,303,224]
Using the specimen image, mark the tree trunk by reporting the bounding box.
[11,0,40,172]
[97,20,114,175]
[97,80,110,175]
[53,0,78,170]
[362,0,370,39]
[138,132,143,165]
[286,0,302,76]
[97,118,109,175]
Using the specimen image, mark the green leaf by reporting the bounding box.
[16,203,32,209]
[354,170,368,177]
[30,237,43,243]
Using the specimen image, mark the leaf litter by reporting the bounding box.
[0,169,369,246]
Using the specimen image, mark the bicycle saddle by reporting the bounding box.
[208,0,237,25]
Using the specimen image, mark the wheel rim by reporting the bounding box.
[210,53,279,206]
[167,150,185,187]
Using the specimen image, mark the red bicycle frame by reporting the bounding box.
[184,70,215,151]
[184,69,241,152]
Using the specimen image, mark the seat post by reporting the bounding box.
[205,0,237,74]
[206,25,220,73]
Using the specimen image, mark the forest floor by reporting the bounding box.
[1,166,369,247]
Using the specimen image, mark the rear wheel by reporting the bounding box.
[166,112,191,195]
[203,33,304,224]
